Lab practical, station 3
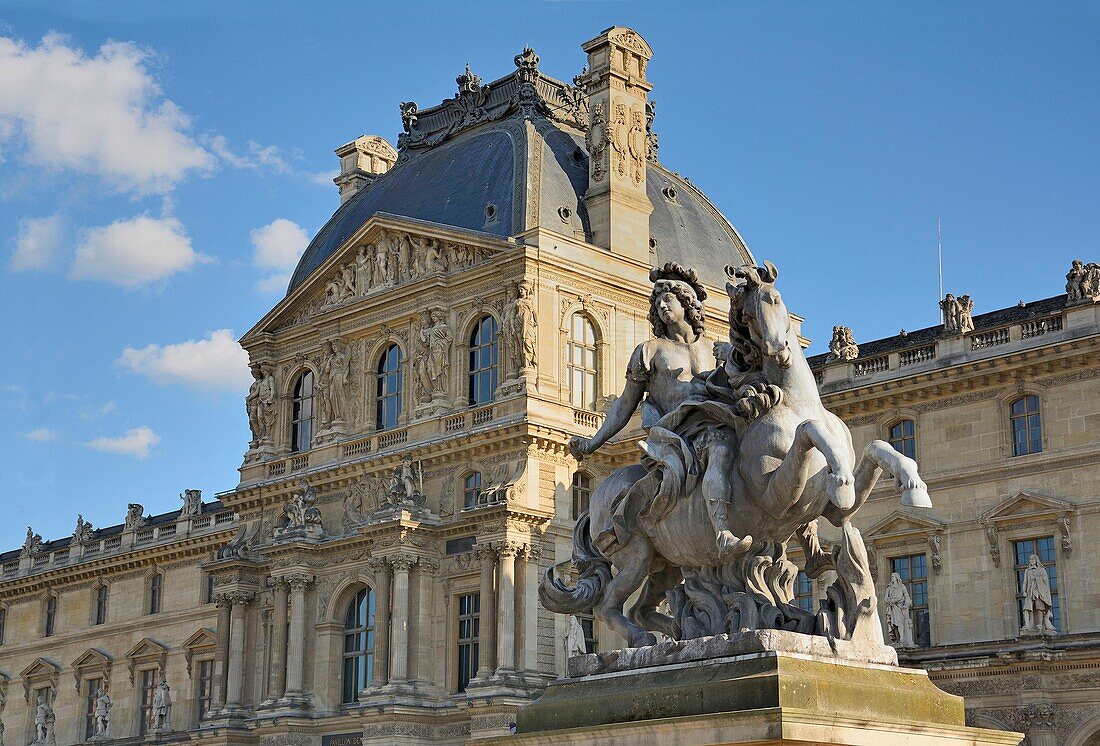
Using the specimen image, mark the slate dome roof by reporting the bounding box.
[288,55,753,294]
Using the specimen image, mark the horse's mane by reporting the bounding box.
[720,263,784,420]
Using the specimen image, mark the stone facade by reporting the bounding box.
[806,279,1100,746]
[0,25,1096,746]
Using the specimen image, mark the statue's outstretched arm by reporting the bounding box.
[570,347,646,459]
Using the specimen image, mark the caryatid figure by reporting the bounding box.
[246,364,277,445]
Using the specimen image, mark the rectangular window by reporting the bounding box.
[456,593,480,693]
[84,677,102,740]
[139,669,157,735]
[94,585,108,625]
[196,659,213,723]
[204,573,216,605]
[889,554,930,647]
[794,571,814,614]
[1014,537,1060,631]
[149,574,163,615]
[44,596,57,637]
[0,606,6,645]
[578,612,598,653]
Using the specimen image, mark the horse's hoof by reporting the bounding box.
[828,473,856,510]
[902,487,932,509]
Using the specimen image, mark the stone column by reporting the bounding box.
[496,542,520,674]
[211,595,232,711]
[283,573,313,699]
[474,544,498,680]
[389,557,415,683]
[367,558,391,689]
[268,578,289,701]
[520,544,540,676]
[224,591,254,710]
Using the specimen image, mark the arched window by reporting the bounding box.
[148,573,163,615]
[44,595,57,637]
[572,471,592,519]
[342,588,375,704]
[376,344,403,431]
[468,316,499,406]
[1010,395,1042,456]
[567,314,599,410]
[290,370,315,453]
[888,419,916,460]
[463,471,482,509]
[94,585,108,625]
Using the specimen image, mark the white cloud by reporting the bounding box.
[251,218,308,293]
[252,218,308,270]
[78,400,117,421]
[9,214,64,271]
[310,170,339,187]
[0,33,213,195]
[254,272,291,294]
[69,215,208,287]
[23,427,60,442]
[116,328,251,392]
[85,426,160,459]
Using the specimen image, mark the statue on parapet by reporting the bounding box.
[275,479,324,538]
[1066,258,1100,302]
[542,259,931,650]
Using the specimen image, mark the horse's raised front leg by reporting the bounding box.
[597,537,659,648]
[761,419,855,517]
[824,440,931,526]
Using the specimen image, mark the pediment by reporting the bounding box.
[980,491,1074,526]
[865,511,945,542]
[19,657,59,680]
[124,637,168,661]
[243,213,511,344]
[182,627,215,650]
[71,648,111,670]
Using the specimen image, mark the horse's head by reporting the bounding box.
[725,260,792,369]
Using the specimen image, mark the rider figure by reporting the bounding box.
[570,263,752,558]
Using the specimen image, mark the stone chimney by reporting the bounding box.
[334,135,398,204]
[579,27,654,263]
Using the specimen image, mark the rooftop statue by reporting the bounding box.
[542,260,931,650]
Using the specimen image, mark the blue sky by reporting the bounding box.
[2,2,1097,550]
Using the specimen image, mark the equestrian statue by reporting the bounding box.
[540,260,931,648]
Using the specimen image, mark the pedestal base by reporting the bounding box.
[493,633,1022,745]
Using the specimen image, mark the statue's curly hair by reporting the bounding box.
[648,262,707,338]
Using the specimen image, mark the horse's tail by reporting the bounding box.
[539,512,612,614]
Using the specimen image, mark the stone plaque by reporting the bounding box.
[322,734,362,746]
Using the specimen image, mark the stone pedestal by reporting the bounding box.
[492,631,1023,746]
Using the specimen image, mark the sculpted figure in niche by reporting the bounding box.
[884,572,915,648]
[566,615,587,659]
[34,697,54,743]
[826,325,859,362]
[568,263,750,558]
[503,280,538,376]
[415,307,453,403]
[152,676,172,731]
[318,340,351,427]
[1021,554,1057,633]
[246,364,277,445]
[93,687,111,736]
